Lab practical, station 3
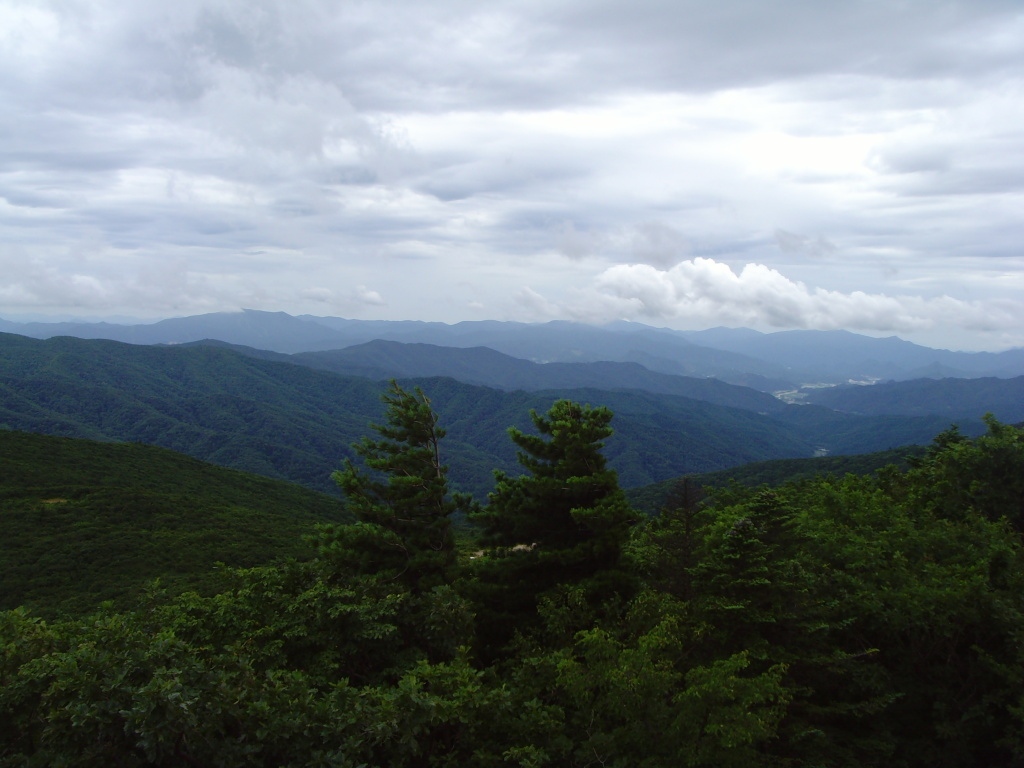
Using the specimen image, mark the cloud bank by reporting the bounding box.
[585,258,1023,339]
[0,0,1022,350]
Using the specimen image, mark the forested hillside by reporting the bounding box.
[0,333,963,497]
[0,431,350,617]
[626,444,930,514]
[2,387,1023,767]
[802,375,1024,421]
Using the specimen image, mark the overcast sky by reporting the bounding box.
[1,0,1022,351]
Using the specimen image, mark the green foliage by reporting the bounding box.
[468,401,636,655]
[0,431,350,618]
[626,419,1024,766]
[780,468,1024,766]
[476,400,634,553]
[626,445,928,515]
[329,381,472,591]
[897,414,1024,529]
[4,400,1024,768]
[506,591,791,767]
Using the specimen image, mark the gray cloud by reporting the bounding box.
[774,229,837,259]
[0,0,1022,350]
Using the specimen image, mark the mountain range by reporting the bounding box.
[190,338,790,415]
[4,309,1022,387]
[0,332,974,498]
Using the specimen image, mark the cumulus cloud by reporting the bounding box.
[590,257,1024,336]
[514,286,561,319]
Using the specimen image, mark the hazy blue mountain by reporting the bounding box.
[1,311,795,389]
[285,340,790,414]
[5,310,1021,387]
[680,327,1024,381]
[299,316,797,389]
[9,310,352,353]
[801,376,1024,422]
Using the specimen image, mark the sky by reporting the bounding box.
[1,0,1023,351]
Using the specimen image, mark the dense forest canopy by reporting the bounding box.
[2,385,1024,767]
[0,430,352,618]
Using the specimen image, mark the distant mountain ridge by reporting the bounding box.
[5,310,346,354]
[6,309,1020,387]
[182,337,1023,426]
[802,376,1024,421]
[680,327,1024,381]
[227,339,789,415]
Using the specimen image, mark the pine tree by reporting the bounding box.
[329,380,471,592]
[469,400,636,649]
[477,399,633,558]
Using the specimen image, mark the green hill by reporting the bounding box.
[0,333,815,495]
[626,444,930,514]
[0,430,351,618]
[0,333,961,498]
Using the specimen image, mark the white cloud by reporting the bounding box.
[353,285,385,306]
[299,287,334,303]
[514,286,560,319]
[588,257,1024,337]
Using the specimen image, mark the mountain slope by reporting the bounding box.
[0,333,966,496]
[0,430,351,617]
[626,444,930,515]
[6,311,1022,385]
[0,333,815,495]
[4,311,797,389]
[681,327,1024,381]
[287,340,790,414]
[801,376,1024,421]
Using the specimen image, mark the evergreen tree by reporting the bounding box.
[328,380,471,592]
[476,399,633,555]
[468,400,636,653]
[479,399,630,548]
